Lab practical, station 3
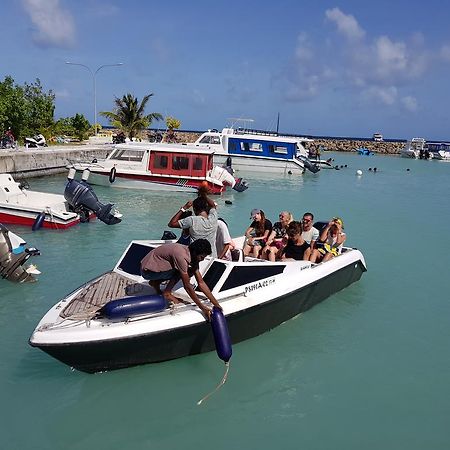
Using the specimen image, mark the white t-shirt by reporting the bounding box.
[301,226,319,244]
[216,220,233,260]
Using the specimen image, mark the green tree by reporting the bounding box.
[71,113,91,141]
[100,93,162,140]
[0,76,55,141]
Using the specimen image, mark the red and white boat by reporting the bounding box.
[0,173,122,230]
[69,142,248,194]
[0,173,81,229]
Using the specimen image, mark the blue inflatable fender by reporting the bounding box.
[32,211,46,231]
[211,307,232,363]
[100,294,167,320]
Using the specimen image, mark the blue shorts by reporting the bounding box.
[141,268,178,281]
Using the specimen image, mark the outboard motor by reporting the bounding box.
[232,177,249,192]
[64,169,122,225]
[0,224,41,283]
[297,155,320,174]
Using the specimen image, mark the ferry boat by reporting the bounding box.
[192,124,320,174]
[69,143,248,194]
[29,230,367,373]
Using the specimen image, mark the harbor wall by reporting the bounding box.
[0,145,111,178]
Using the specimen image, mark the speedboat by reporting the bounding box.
[192,122,320,174]
[357,147,374,156]
[29,232,367,373]
[401,138,427,159]
[69,143,249,194]
[0,173,122,229]
[0,223,40,282]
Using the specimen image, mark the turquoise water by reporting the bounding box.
[1,153,450,450]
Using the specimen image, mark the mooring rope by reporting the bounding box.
[197,362,230,406]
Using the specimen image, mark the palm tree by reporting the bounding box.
[100,93,163,140]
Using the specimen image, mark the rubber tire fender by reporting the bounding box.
[109,167,116,183]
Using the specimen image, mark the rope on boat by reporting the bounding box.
[197,362,230,406]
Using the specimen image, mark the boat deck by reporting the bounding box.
[60,271,136,319]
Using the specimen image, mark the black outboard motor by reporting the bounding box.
[65,169,122,225]
[232,177,249,192]
[301,157,320,174]
[0,224,41,283]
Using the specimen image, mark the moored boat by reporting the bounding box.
[69,143,249,194]
[0,173,122,229]
[29,233,367,373]
[0,223,40,282]
[192,124,320,174]
[401,137,428,159]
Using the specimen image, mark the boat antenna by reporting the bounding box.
[276,112,280,135]
[227,117,254,131]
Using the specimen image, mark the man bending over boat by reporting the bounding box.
[140,239,221,319]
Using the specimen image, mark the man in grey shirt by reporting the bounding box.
[168,193,218,258]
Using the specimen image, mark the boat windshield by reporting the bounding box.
[109,149,146,162]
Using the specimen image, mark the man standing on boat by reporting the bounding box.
[140,239,221,319]
[168,186,218,258]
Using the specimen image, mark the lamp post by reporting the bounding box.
[65,62,124,135]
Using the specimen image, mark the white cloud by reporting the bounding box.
[440,44,450,62]
[364,86,398,105]
[401,96,418,112]
[325,8,365,41]
[22,0,76,48]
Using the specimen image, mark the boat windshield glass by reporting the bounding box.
[110,149,145,162]
[198,135,220,144]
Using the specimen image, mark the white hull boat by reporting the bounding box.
[69,143,249,194]
[0,173,122,229]
[29,235,367,373]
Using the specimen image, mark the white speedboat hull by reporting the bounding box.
[30,238,367,373]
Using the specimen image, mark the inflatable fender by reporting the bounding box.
[211,307,232,363]
[109,167,117,183]
[32,212,46,231]
[99,294,167,320]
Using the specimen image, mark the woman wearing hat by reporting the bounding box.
[309,217,346,263]
[243,209,272,258]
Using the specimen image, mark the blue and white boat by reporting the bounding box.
[192,121,320,174]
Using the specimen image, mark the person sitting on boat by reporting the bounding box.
[216,218,235,261]
[300,212,320,261]
[168,187,218,258]
[261,211,293,261]
[280,221,306,261]
[140,239,221,319]
[243,209,272,258]
[309,217,346,263]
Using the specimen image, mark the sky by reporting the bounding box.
[3,0,450,140]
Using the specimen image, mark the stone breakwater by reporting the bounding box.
[170,131,405,154]
[304,138,405,155]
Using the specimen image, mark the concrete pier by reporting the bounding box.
[0,144,112,178]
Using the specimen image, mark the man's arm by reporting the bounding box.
[194,270,222,310]
[179,271,212,319]
[168,200,193,228]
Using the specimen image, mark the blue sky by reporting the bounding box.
[3,0,450,140]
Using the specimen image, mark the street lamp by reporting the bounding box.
[65,61,124,135]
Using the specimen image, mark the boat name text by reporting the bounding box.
[245,278,275,294]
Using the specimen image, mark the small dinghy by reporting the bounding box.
[0,223,40,282]
[29,232,367,373]
[0,172,122,229]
